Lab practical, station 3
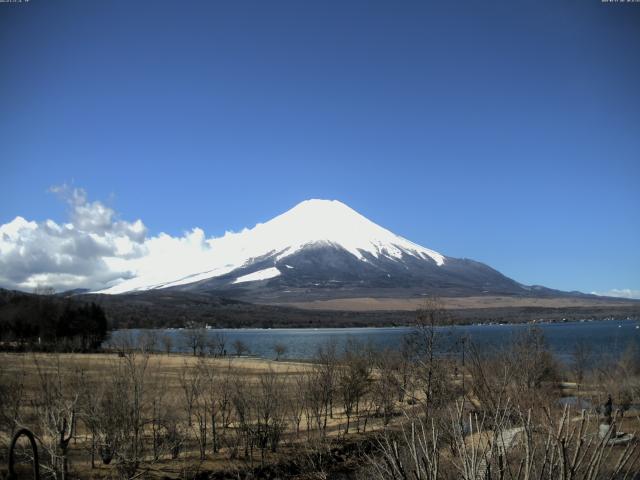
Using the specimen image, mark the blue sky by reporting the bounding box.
[1,0,639,295]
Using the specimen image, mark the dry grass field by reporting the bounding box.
[0,350,420,479]
[277,295,640,311]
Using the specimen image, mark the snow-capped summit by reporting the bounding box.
[99,199,526,300]
[240,199,445,265]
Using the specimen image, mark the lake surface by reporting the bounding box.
[109,319,640,364]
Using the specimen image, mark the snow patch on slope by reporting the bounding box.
[233,267,281,284]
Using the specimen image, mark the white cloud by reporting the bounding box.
[0,186,204,292]
[591,289,640,300]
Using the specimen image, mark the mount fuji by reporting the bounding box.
[98,199,562,303]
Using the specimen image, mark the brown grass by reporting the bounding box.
[273,295,638,311]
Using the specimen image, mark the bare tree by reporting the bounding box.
[0,365,25,439]
[253,369,288,464]
[597,343,640,419]
[395,339,415,402]
[407,297,453,413]
[232,339,250,357]
[369,416,440,480]
[303,368,331,438]
[231,376,255,462]
[191,368,209,460]
[225,369,287,464]
[31,355,79,480]
[206,332,227,357]
[273,342,287,361]
[370,402,640,480]
[138,330,159,352]
[510,327,559,389]
[466,343,515,414]
[198,357,229,455]
[160,334,174,355]
[110,349,151,478]
[164,412,185,460]
[79,351,167,478]
[182,328,207,356]
[149,374,173,461]
[372,353,401,426]
[179,361,201,428]
[204,367,221,454]
[508,327,559,413]
[314,340,338,425]
[78,371,102,469]
[289,373,307,438]
[216,359,235,434]
[571,340,592,395]
[90,375,126,467]
[337,341,371,434]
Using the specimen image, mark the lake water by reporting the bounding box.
[109,319,640,364]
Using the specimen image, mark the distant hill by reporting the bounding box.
[78,290,640,329]
[2,287,637,331]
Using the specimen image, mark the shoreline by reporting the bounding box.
[112,316,640,331]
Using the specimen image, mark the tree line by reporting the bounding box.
[0,288,108,351]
